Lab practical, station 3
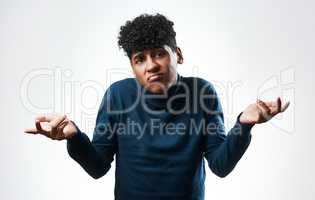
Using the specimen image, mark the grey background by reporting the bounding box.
[1,0,314,199]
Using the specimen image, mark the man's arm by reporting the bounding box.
[202,83,289,178]
[25,88,118,179]
[67,121,116,179]
[203,111,253,178]
[66,87,118,179]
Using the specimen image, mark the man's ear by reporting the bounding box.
[176,47,184,64]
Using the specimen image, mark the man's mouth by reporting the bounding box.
[148,74,163,82]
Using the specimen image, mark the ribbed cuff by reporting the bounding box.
[236,112,255,135]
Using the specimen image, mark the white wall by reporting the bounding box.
[1,0,314,199]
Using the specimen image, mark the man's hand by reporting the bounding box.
[239,97,290,125]
[24,115,78,140]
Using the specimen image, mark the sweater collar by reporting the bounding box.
[141,74,186,111]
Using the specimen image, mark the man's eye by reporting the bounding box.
[135,58,143,64]
[154,51,165,58]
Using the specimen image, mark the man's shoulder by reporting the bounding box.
[181,76,216,92]
[110,78,138,89]
[107,78,140,96]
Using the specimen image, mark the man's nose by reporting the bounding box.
[145,56,160,73]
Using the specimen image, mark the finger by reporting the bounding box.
[257,100,272,121]
[35,115,54,122]
[58,119,69,129]
[24,127,38,134]
[55,120,69,140]
[281,101,290,112]
[277,97,282,113]
[33,120,51,136]
[35,120,42,131]
[257,99,271,113]
[49,115,67,130]
[264,102,276,108]
[24,127,49,136]
[49,115,67,139]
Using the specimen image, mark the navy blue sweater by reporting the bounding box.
[67,75,254,200]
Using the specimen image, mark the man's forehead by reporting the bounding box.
[131,45,173,58]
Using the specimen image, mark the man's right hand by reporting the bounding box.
[24,115,78,140]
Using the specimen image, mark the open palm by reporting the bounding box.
[24,115,77,140]
[240,97,290,125]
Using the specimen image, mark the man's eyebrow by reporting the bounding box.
[132,52,142,59]
[157,48,169,54]
[153,47,165,52]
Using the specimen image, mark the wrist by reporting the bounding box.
[237,112,255,132]
[67,121,80,140]
[239,111,257,126]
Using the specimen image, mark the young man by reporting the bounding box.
[25,13,290,200]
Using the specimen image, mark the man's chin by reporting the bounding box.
[146,82,167,94]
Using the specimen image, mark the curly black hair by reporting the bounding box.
[118,13,177,59]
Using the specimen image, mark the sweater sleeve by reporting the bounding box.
[202,82,254,178]
[67,88,118,179]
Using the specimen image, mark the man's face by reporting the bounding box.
[130,45,183,94]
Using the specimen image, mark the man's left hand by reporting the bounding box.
[239,97,290,125]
